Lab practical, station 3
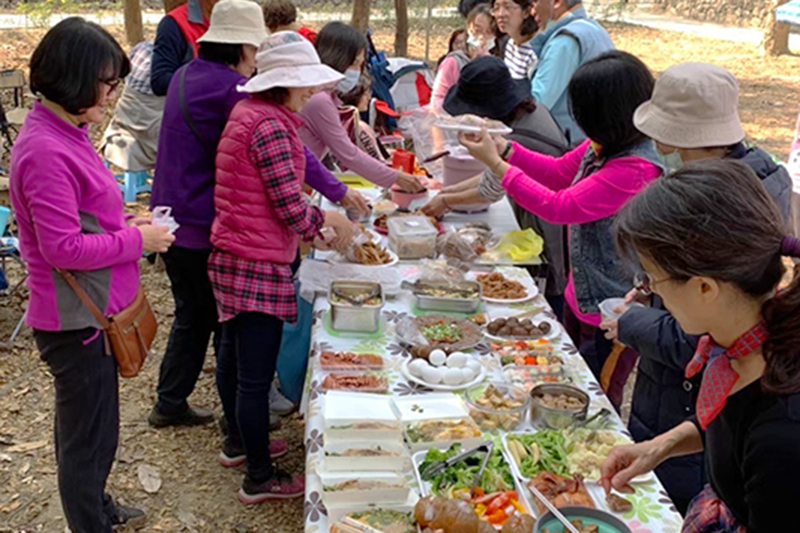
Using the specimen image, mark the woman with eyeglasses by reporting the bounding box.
[492,0,539,81]
[10,18,176,531]
[601,159,800,532]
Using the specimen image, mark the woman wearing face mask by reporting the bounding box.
[598,62,792,514]
[492,0,539,81]
[299,22,424,192]
[602,159,800,532]
[210,32,353,503]
[431,4,500,111]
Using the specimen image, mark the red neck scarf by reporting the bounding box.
[685,321,768,429]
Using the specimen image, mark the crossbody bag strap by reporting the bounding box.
[57,269,111,330]
[178,64,216,160]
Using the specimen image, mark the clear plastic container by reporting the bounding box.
[503,365,570,394]
[465,382,530,432]
[321,371,389,393]
[388,215,437,259]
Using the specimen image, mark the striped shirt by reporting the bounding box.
[504,38,538,81]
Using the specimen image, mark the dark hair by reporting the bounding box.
[466,3,500,36]
[568,51,653,158]
[491,0,538,37]
[259,87,290,105]
[504,97,537,124]
[316,21,368,74]
[615,159,800,395]
[459,0,489,18]
[448,29,466,53]
[338,74,373,107]
[30,17,130,115]
[262,0,297,31]
[198,42,245,67]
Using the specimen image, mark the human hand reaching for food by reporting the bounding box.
[322,211,353,249]
[339,188,371,218]
[421,194,451,218]
[599,441,661,495]
[395,172,425,193]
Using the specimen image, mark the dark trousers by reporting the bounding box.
[35,328,119,533]
[216,312,284,481]
[155,246,220,416]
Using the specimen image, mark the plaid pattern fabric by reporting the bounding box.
[250,117,324,242]
[682,484,745,533]
[685,322,768,429]
[126,41,155,95]
[208,249,298,323]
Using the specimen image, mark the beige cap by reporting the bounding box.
[634,63,745,149]
[197,0,268,48]
[238,31,343,93]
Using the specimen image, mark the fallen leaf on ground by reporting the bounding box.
[137,463,162,493]
[6,440,47,453]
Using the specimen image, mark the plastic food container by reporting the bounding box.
[329,281,384,333]
[323,391,403,443]
[503,365,569,393]
[598,298,643,321]
[320,471,411,507]
[324,440,409,472]
[320,371,390,394]
[388,215,438,259]
[391,187,429,210]
[529,383,590,429]
[465,382,530,432]
[403,417,484,453]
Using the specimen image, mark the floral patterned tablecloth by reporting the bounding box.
[301,262,684,533]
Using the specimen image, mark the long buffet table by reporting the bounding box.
[301,192,683,533]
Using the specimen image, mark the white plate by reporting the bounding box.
[484,317,560,343]
[327,248,399,267]
[471,272,539,305]
[400,358,486,392]
[434,122,513,135]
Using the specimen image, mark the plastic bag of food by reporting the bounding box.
[417,258,468,284]
[436,231,478,263]
[396,316,429,346]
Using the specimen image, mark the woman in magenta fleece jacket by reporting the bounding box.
[10,19,174,532]
[461,51,663,387]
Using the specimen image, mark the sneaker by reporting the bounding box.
[219,438,289,468]
[110,502,145,530]
[148,406,214,428]
[219,413,281,436]
[269,386,296,416]
[238,469,305,504]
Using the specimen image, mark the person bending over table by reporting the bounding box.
[299,22,424,193]
[601,159,800,532]
[459,51,662,390]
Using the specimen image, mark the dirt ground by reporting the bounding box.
[1,20,799,533]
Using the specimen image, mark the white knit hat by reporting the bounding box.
[238,31,344,93]
[197,0,267,48]
[634,63,745,148]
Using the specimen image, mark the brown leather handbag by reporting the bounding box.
[59,270,157,378]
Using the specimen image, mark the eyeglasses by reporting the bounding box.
[100,77,122,92]
[633,272,671,296]
[491,2,523,14]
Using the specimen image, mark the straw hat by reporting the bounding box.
[634,63,745,148]
[197,0,267,48]
[238,32,344,93]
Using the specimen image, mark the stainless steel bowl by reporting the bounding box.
[529,383,590,429]
[329,281,384,333]
[411,280,482,314]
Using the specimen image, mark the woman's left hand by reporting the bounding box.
[127,216,151,227]
[339,188,371,218]
[459,129,502,167]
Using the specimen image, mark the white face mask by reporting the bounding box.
[658,149,684,172]
[467,33,496,51]
[337,69,360,94]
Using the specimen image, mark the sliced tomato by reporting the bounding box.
[487,509,508,525]
[485,493,510,514]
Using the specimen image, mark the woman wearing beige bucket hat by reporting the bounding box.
[600,62,792,513]
[208,31,352,504]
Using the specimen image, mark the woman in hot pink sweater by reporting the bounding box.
[462,51,662,381]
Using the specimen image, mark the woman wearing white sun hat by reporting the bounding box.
[208,31,352,504]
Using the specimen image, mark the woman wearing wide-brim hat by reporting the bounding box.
[208,31,353,504]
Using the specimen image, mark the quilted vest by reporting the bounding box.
[211,97,308,263]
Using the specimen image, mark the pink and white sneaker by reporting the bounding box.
[218,438,289,468]
[238,469,305,504]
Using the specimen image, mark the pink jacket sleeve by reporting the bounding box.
[505,140,590,191]
[302,92,399,188]
[502,153,662,225]
[431,57,460,111]
[24,153,143,271]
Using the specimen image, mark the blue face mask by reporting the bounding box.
[658,149,684,172]
[337,69,360,94]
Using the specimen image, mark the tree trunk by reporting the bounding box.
[123,0,144,46]
[394,0,409,56]
[352,0,372,32]
[763,0,791,56]
[163,0,185,14]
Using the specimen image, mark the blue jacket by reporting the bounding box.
[618,144,792,513]
[531,7,614,145]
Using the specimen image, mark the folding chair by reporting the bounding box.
[0,69,28,174]
[0,205,27,349]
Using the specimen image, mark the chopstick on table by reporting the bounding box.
[526,483,582,533]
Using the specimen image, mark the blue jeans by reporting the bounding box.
[216,312,284,481]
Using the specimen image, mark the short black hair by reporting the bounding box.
[262,0,297,32]
[198,42,245,67]
[511,0,538,36]
[30,17,130,116]
[459,0,489,18]
[315,21,368,74]
[568,51,654,158]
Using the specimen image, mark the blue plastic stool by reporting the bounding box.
[105,161,152,203]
